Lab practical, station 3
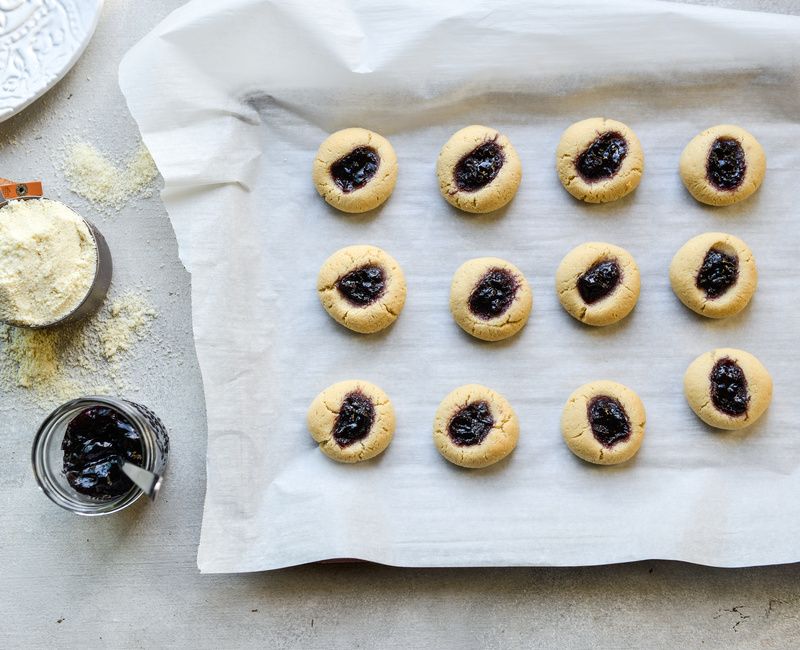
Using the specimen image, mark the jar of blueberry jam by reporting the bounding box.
[32,396,169,516]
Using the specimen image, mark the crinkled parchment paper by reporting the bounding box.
[120,0,800,572]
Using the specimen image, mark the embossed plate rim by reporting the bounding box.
[0,0,104,123]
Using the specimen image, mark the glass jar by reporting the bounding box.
[32,395,169,516]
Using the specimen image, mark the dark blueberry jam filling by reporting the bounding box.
[330,146,380,193]
[61,406,143,499]
[333,391,375,447]
[577,259,621,304]
[454,141,505,192]
[587,396,631,448]
[336,265,386,307]
[468,268,518,320]
[710,358,749,417]
[706,138,746,191]
[448,400,494,447]
[576,132,628,182]
[696,248,739,299]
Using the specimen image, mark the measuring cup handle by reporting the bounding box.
[0,180,44,201]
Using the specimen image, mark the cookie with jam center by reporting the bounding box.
[313,128,398,213]
[436,125,522,214]
[679,125,766,207]
[307,380,395,463]
[556,242,640,327]
[684,348,772,430]
[561,380,646,465]
[556,117,644,203]
[670,232,757,319]
[450,257,533,342]
[433,384,519,468]
[317,245,406,334]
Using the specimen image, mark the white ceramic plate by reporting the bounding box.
[0,0,103,122]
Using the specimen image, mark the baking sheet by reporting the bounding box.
[119,0,800,572]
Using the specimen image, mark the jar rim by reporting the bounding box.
[31,395,159,516]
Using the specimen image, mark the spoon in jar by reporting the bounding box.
[120,461,163,501]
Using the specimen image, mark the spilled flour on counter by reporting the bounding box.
[0,291,157,405]
[62,140,159,211]
[100,292,157,360]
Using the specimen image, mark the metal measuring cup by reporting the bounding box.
[0,179,113,329]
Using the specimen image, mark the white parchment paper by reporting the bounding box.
[119,0,800,572]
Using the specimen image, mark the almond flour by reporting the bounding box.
[99,292,157,360]
[63,140,159,211]
[0,198,97,326]
[0,291,157,405]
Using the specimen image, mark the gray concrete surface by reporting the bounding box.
[1,1,799,648]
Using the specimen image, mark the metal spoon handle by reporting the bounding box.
[120,461,163,501]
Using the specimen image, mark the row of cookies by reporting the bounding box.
[313,121,766,214]
[308,348,773,468]
[317,235,758,340]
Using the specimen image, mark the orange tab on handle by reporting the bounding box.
[0,180,43,200]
